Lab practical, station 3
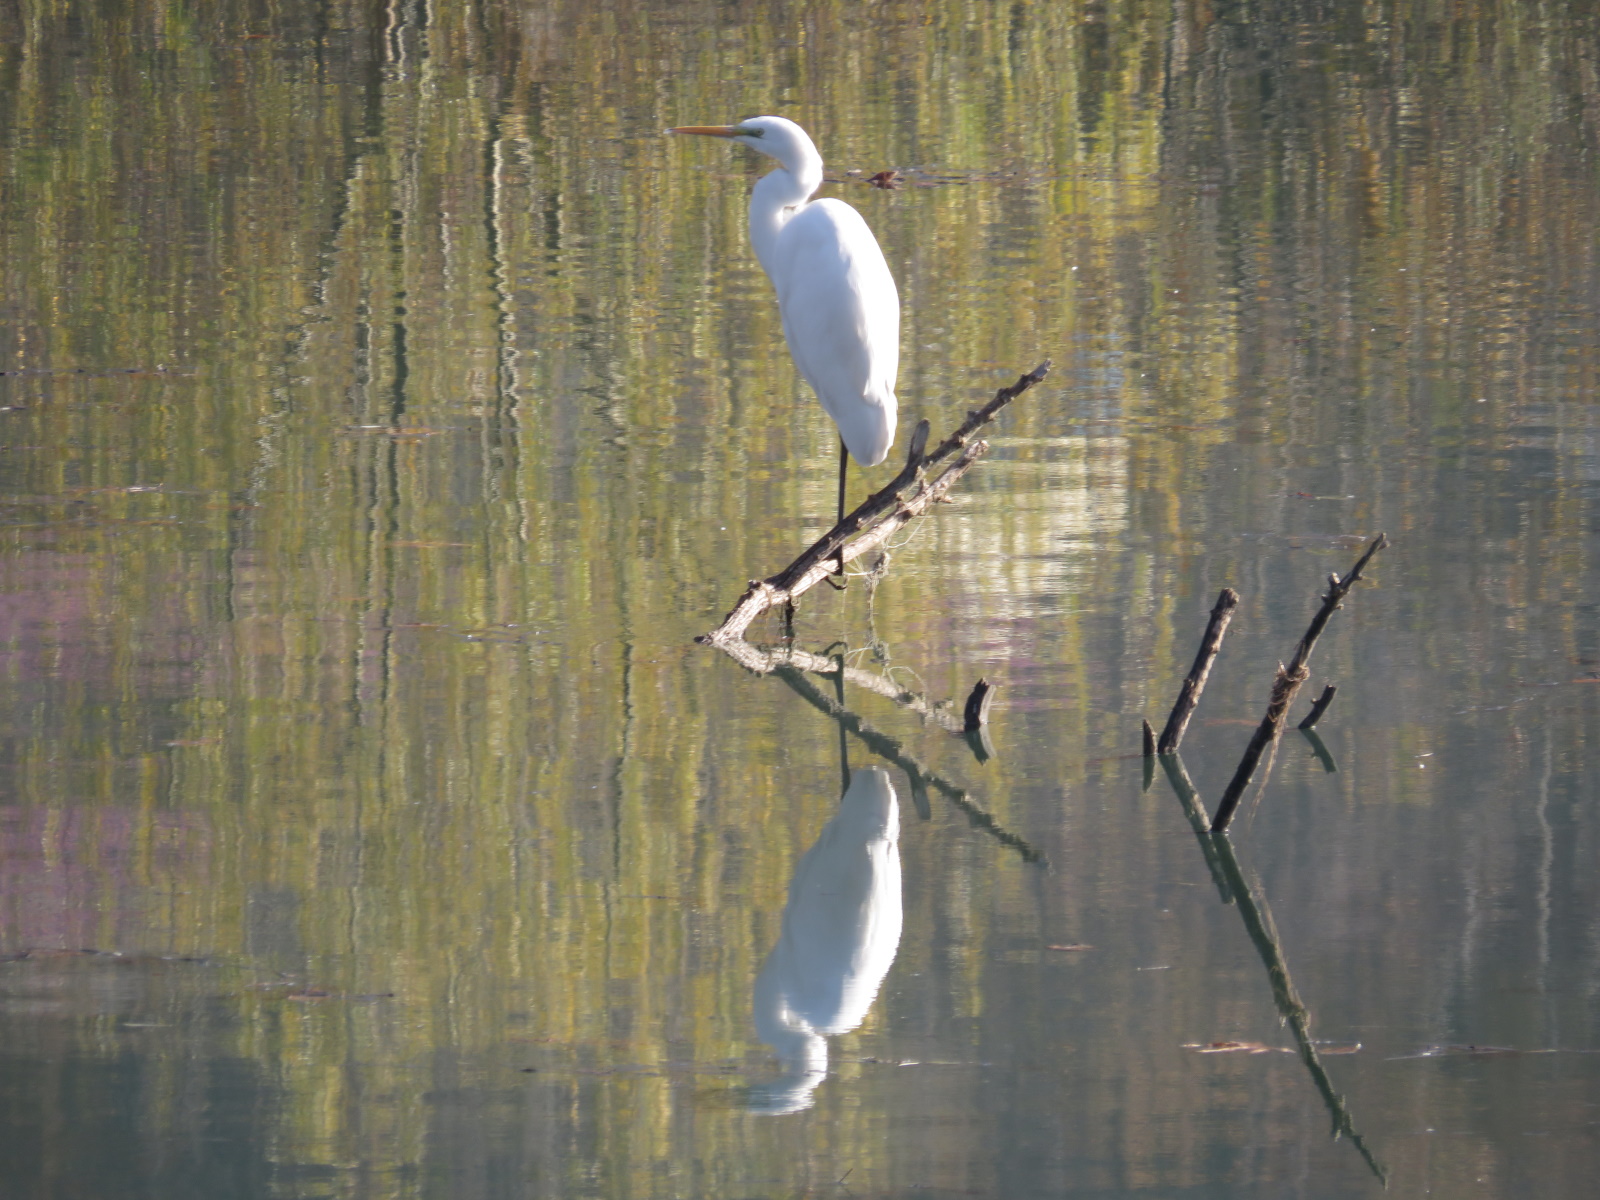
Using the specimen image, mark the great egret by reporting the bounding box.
[669,116,900,538]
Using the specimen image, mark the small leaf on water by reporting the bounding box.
[1183,1041,1287,1055]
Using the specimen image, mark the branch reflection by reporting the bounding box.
[1157,752,1386,1184]
[710,636,1046,865]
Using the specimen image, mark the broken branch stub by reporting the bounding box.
[1158,588,1240,754]
[1298,684,1337,730]
[963,678,998,731]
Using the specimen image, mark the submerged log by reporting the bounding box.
[713,638,1002,766]
[1152,761,1386,1184]
[1204,831,1387,1184]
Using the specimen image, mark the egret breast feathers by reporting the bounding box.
[770,199,899,467]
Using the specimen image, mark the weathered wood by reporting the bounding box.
[922,361,1053,472]
[705,439,983,643]
[1211,534,1388,833]
[700,361,1051,645]
[1158,588,1240,754]
[1297,683,1337,730]
[1141,718,1156,758]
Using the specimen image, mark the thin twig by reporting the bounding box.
[1158,588,1240,754]
[1212,534,1388,833]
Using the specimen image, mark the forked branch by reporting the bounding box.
[700,361,1052,645]
[1211,534,1389,832]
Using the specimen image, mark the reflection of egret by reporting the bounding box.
[668,116,900,530]
[750,766,903,1115]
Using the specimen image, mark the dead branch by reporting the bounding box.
[1297,684,1337,730]
[1158,588,1240,754]
[1211,534,1388,833]
[963,679,997,731]
[700,361,1052,645]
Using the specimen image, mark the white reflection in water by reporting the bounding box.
[749,766,903,1115]
[937,442,1129,618]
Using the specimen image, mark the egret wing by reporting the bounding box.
[771,199,899,466]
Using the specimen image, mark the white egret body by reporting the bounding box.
[669,116,900,525]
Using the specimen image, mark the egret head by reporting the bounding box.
[668,115,821,175]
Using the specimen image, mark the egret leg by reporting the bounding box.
[831,438,848,584]
[837,437,848,528]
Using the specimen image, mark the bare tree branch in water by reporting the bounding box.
[1157,588,1239,755]
[700,362,1052,646]
[1211,534,1388,832]
[1146,542,1392,1183]
[1298,684,1338,730]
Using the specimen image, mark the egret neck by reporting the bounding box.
[746,144,823,282]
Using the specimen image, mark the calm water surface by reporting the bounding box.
[2,2,1599,1197]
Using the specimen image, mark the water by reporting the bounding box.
[2,1,1598,1196]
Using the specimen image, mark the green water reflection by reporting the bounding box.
[2,0,1599,1196]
